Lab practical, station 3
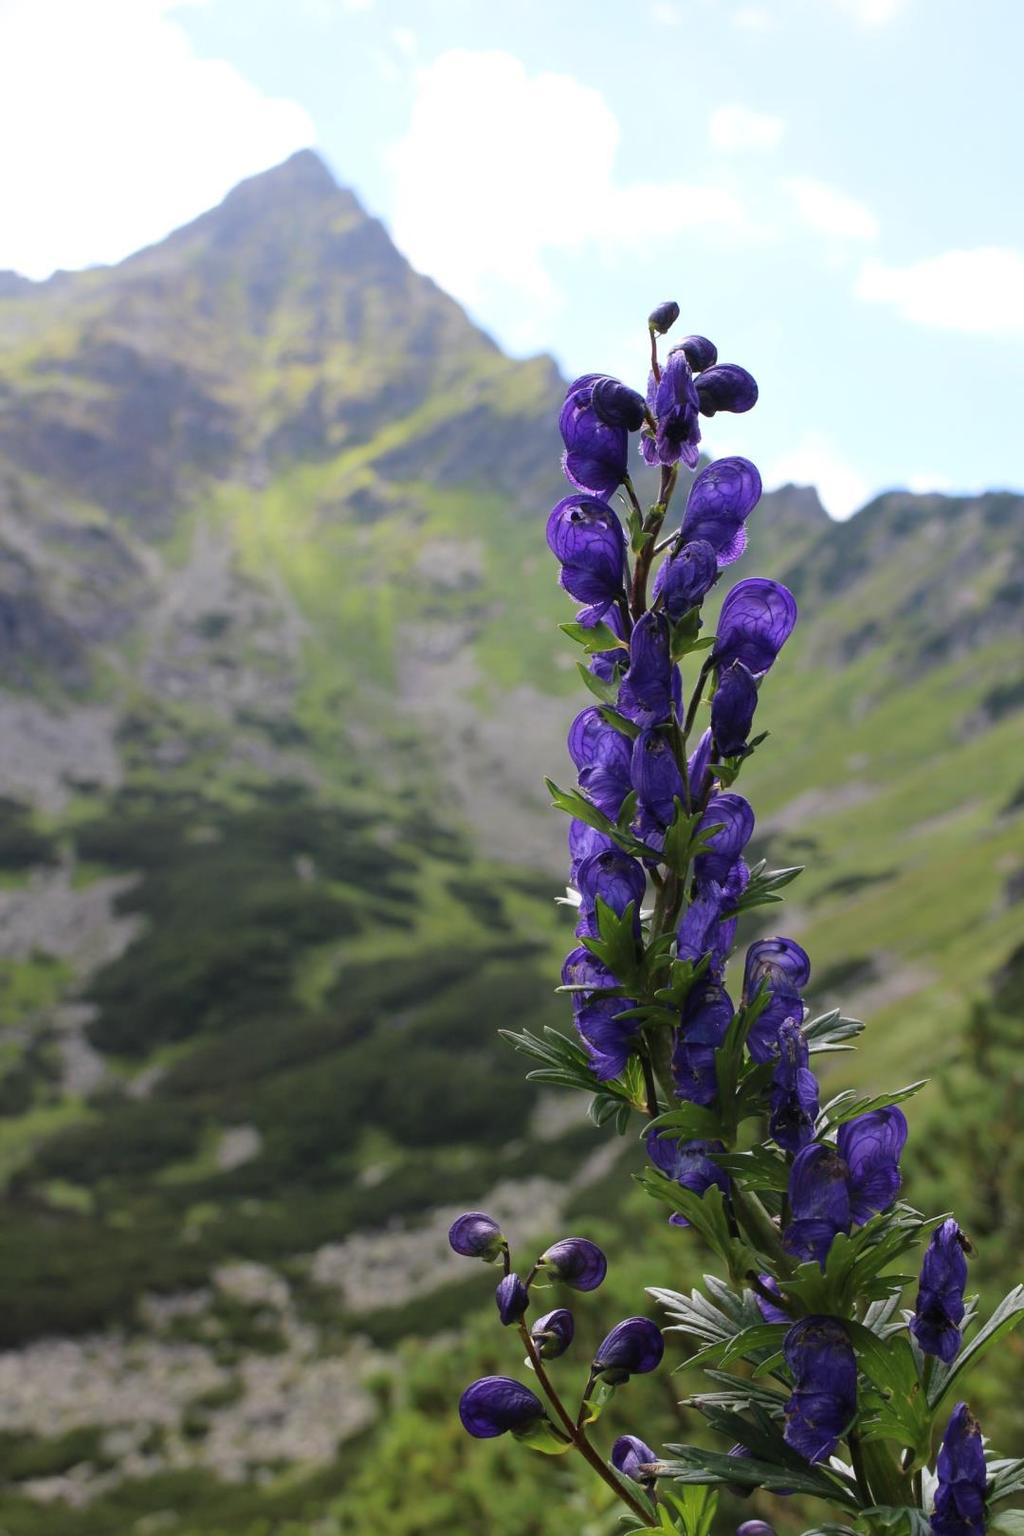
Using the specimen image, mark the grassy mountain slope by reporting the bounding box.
[0,152,1020,1532]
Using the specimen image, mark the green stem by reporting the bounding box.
[730,1185,795,1275]
[517,1323,651,1523]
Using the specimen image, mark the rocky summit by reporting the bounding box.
[0,152,1021,1533]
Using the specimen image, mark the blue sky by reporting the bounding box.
[2,0,1022,517]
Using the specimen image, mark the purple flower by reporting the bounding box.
[694,792,755,884]
[744,937,811,1064]
[631,728,684,827]
[530,1308,575,1360]
[672,982,734,1106]
[912,1219,970,1364]
[783,1316,857,1463]
[618,611,677,727]
[675,880,729,972]
[448,1211,504,1261]
[546,495,627,611]
[642,348,702,470]
[686,727,714,810]
[677,334,718,371]
[594,1316,665,1382]
[715,578,798,675]
[784,1108,909,1265]
[560,378,630,497]
[568,819,616,883]
[539,1236,607,1291]
[569,707,634,819]
[711,661,759,756]
[575,848,646,938]
[931,1403,987,1536]
[590,375,647,431]
[648,300,680,335]
[459,1376,546,1439]
[769,1019,819,1154]
[737,1523,777,1536]
[612,1433,659,1484]
[646,1129,729,1227]
[754,1273,790,1325]
[680,456,762,568]
[576,994,639,1080]
[652,538,719,621]
[496,1272,529,1326]
[695,363,759,416]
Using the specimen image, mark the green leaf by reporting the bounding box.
[645,1101,722,1142]
[544,777,657,861]
[989,1457,1024,1507]
[844,1322,929,1457]
[580,1375,616,1426]
[559,619,628,652]
[649,1275,762,1349]
[712,1146,790,1194]
[599,704,641,738]
[990,1513,1024,1536]
[580,897,644,992]
[927,1284,1024,1410]
[660,1483,718,1536]
[803,1008,865,1052]
[636,1174,757,1281]
[820,1080,929,1129]
[658,1445,859,1506]
[576,661,622,704]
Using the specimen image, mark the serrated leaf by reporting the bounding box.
[927,1284,1024,1410]
[821,1081,928,1130]
[559,619,629,653]
[657,1445,859,1506]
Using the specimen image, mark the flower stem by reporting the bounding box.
[517,1322,651,1523]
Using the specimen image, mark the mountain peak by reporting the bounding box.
[233,147,339,199]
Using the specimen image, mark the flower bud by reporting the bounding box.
[459,1376,546,1438]
[715,578,798,676]
[696,363,758,416]
[711,660,759,757]
[648,300,680,335]
[496,1272,530,1326]
[911,1218,970,1364]
[677,333,718,371]
[594,1316,664,1383]
[737,1522,777,1536]
[612,1433,659,1484]
[530,1308,575,1359]
[932,1402,987,1536]
[537,1236,607,1291]
[653,538,718,621]
[591,375,647,432]
[448,1211,504,1261]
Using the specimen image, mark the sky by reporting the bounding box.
[1,0,1022,518]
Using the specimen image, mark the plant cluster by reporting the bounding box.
[450,302,1024,1536]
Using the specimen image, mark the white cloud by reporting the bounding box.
[766,433,870,521]
[785,177,879,241]
[732,5,774,29]
[825,0,910,25]
[905,473,953,494]
[709,104,784,152]
[0,0,315,279]
[389,50,747,320]
[856,248,1024,333]
[651,2,681,23]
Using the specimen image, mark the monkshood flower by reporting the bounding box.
[694,792,755,884]
[932,1402,987,1536]
[652,538,719,621]
[912,1219,970,1364]
[561,946,639,1081]
[496,1273,530,1326]
[538,1236,607,1291]
[695,363,759,417]
[737,1523,777,1536]
[568,819,616,883]
[784,1107,909,1265]
[594,1317,665,1383]
[769,1018,819,1154]
[560,375,638,497]
[460,1376,547,1439]
[642,346,702,469]
[715,578,798,676]
[783,1316,857,1463]
[744,937,811,1064]
[618,611,678,727]
[676,881,735,980]
[686,727,714,810]
[569,707,633,819]
[449,1211,504,1261]
[646,1129,729,1227]
[612,1434,659,1485]
[631,728,685,828]
[546,494,627,611]
[648,299,681,334]
[672,981,734,1106]
[679,456,762,568]
[677,334,718,371]
[711,660,759,757]
[575,848,646,939]
[531,1308,575,1360]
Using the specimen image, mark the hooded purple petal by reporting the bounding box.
[496,1272,530,1326]
[631,728,685,826]
[576,995,638,1080]
[769,1018,819,1154]
[448,1211,504,1260]
[696,363,759,416]
[711,661,759,756]
[618,610,676,727]
[837,1106,908,1225]
[560,385,629,496]
[594,1316,665,1381]
[612,1433,659,1484]
[652,539,719,621]
[546,495,627,609]
[459,1376,546,1439]
[591,375,647,431]
[754,1273,791,1325]
[694,793,755,883]
[932,1403,987,1536]
[677,334,718,372]
[680,456,762,568]
[715,578,798,675]
[911,1219,970,1364]
[784,1143,851,1264]
[531,1308,575,1360]
[646,1130,729,1226]
[568,819,616,883]
[540,1236,607,1292]
[783,1317,857,1463]
[644,349,702,469]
